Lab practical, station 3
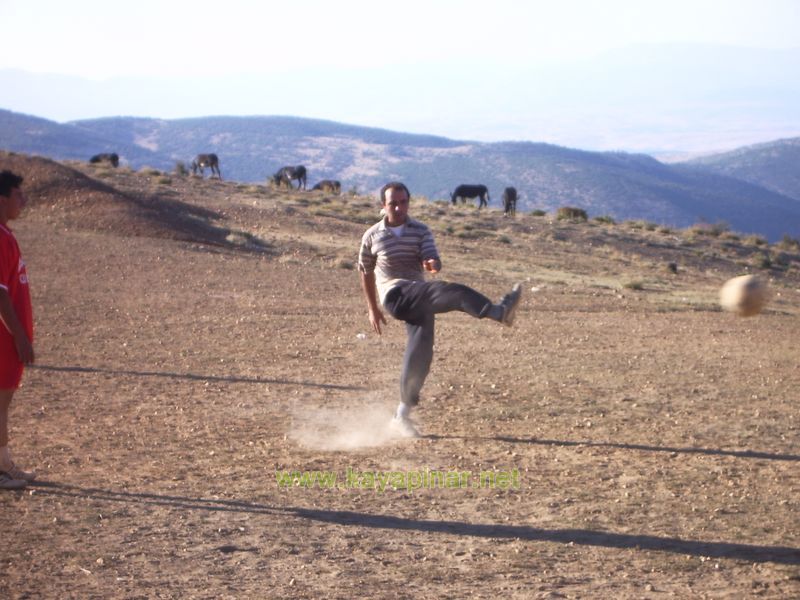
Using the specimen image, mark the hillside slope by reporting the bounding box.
[2,109,800,240]
[683,137,800,201]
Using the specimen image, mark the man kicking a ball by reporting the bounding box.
[358,182,522,438]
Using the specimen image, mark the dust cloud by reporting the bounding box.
[290,395,400,451]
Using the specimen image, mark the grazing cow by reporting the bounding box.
[272,165,307,190]
[502,186,517,217]
[191,153,222,179]
[89,153,119,167]
[311,179,341,194]
[451,184,490,209]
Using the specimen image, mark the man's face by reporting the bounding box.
[383,187,409,226]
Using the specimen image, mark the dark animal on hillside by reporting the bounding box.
[311,180,341,194]
[451,184,490,208]
[272,165,307,190]
[502,186,517,217]
[89,153,119,168]
[191,154,222,179]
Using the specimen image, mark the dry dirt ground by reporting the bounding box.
[1,152,799,599]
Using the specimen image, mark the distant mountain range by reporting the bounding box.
[1,108,799,241]
[685,137,800,201]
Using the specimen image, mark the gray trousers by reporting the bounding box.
[383,280,492,406]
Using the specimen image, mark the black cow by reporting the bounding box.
[191,154,222,179]
[502,186,517,217]
[311,179,341,194]
[272,165,307,190]
[89,153,119,167]
[451,184,490,209]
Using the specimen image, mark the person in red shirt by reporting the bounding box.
[0,170,35,490]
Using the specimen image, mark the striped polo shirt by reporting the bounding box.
[358,216,440,305]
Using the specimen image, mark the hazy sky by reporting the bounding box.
[1,0,799,151]
[3,0,798,77]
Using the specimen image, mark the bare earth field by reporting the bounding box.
[1,152,799,599]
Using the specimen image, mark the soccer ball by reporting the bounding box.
[719,275,767,317]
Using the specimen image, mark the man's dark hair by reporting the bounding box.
[379,181,411,204]
[0,170,24,197]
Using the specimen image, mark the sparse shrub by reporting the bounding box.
[622,280,645,291]
[336,259,355,270]
[779,234,800,249]
[744,234,768,246]
[658,227,673,235]
[707,221,730,236]
[687,225,710,237]
[594,215,616,225]
[174,161,189,176]
[455,227,493,240]
[497,234,512,244]
[157,176,172,185]
[755,253,772,269]
[629,220,658,231]
[691,221,730,237]
[665,262,678,274]
[773,252,792,267]
[530,209,547,217]
[557,206,588,221]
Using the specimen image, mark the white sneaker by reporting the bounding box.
[390,415,421,438]
[0,471,27,490]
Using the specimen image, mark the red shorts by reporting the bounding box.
[0,331,25,389]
